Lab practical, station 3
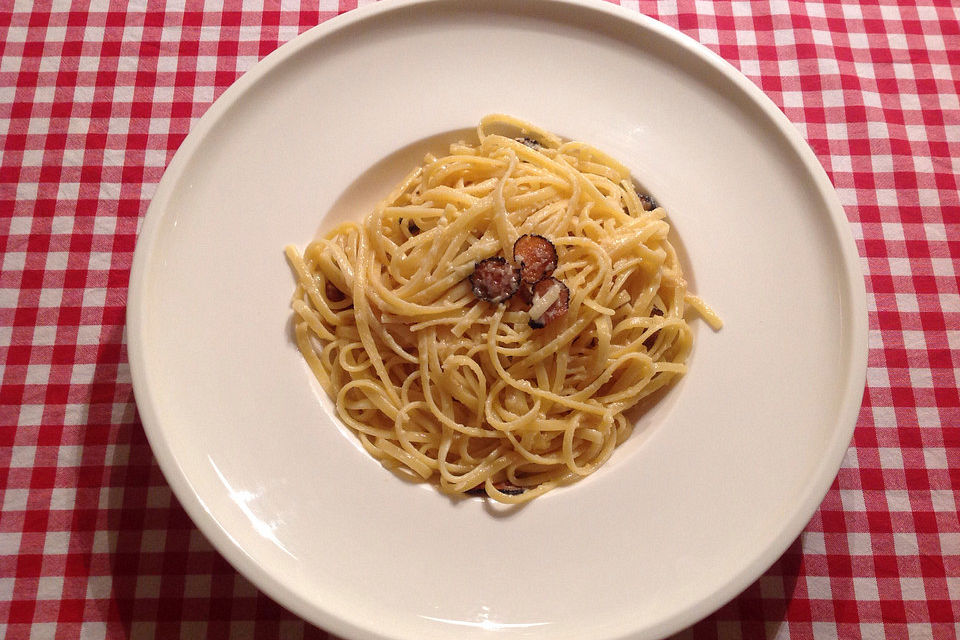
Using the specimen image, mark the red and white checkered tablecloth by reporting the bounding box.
[1,1,958,638]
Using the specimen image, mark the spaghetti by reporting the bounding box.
[286,115,720,504]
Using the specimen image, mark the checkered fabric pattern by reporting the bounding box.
[1,0,957,638]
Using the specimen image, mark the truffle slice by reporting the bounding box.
[513,234,558,284]
[528,277,570,328]
[470,257,521,303]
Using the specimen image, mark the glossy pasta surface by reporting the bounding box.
[286,115,717,503]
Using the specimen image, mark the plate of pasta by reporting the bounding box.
[127,1,867,639]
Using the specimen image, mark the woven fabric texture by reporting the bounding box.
[1,1,958,638]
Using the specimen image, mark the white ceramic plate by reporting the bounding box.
[127,1,867,638]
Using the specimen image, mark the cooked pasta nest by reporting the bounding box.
[286,115,719,504]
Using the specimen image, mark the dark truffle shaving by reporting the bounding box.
[325,280,345,302]
[513,234,558,284]
[470,257,521,303]
[643,306,664,349]
[637,192,659,211]
[467,483,526,496]
[643,329,659,350]
[515,137,541,150]
[528,277,570,329]
[399,217,420,234]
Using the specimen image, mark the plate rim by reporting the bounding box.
[126,0,869,638]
